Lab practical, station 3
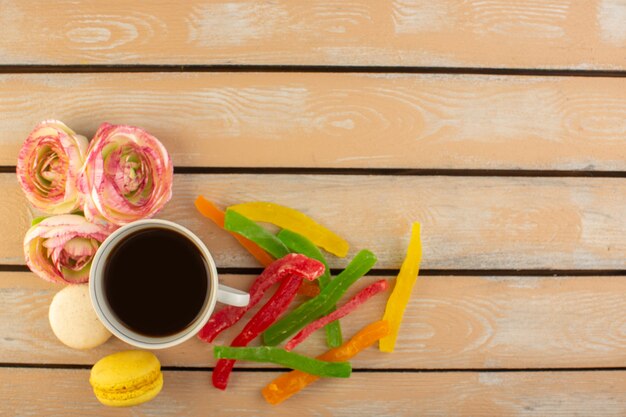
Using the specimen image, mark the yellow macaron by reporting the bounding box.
[89,350,163,407]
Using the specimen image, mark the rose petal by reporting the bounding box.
[63,237,98,258]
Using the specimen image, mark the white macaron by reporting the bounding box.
[49,284,112,350]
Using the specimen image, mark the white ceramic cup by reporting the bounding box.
[89,219,249,349]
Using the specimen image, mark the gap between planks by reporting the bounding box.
[2,363,626,374]
[2,65,626,78]
[4,264,626,276]
[4,166,626,178]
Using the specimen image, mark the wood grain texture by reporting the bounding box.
[4,271,626,369]
[1,1,626,69]
[3,73,626,170]
[3,368,626,416]
[2,173,626,269]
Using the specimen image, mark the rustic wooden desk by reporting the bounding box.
[1,1,626,415]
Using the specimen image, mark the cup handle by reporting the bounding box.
[217,284,250,307]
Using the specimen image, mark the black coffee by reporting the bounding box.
[104,227,209,337]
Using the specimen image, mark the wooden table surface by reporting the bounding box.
[2,1,626,416]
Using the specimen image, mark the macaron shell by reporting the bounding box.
[49,284,112,350]
[90,350,161,389]
[90,350,163,407]
[94,372,163,407]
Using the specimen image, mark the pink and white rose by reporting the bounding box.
[78,123,173,226]
[24,214,111,284]
[16,120,88,214]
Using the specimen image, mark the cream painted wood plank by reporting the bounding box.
[2,173,625,269]
[4,271,626,369]
[2,1,626,69]
[3,73,626,170]
[3,368,626,416]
